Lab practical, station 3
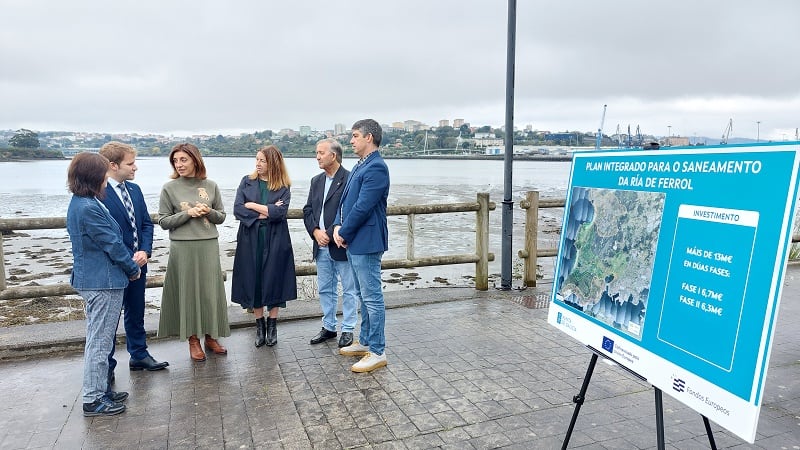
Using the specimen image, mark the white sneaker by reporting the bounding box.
[339,342,370,356]
[351,352,387,373]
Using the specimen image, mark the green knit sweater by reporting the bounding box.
[158,177,226,240]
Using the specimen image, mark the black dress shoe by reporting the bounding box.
[129,355,169,371]
[338,332,354,348]
[309,327,337,344]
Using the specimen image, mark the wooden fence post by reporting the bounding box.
[0,233,6,291]
[518,191,539,287]
[406,213,415,260]
[476,193,489,290]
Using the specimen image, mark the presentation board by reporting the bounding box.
[548,142,800,443]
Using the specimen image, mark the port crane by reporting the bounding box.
[596,104,607,150]
[626,124,632,148]
[721,119,733,144]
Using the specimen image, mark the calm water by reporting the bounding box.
[0,156,572,290]
[0,156,571,213]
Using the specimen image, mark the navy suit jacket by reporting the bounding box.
[334,151,390,255]
[101,181,154,275]
[303,165,349,261]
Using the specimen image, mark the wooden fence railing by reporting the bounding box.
[0,193,496,300]
[5,188,798,298]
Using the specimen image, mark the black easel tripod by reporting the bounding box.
[561,347,718,450]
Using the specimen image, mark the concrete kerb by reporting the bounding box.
[0,285,546,361]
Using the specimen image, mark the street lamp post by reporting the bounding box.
[667,125,672,146]
[757,121,761,142]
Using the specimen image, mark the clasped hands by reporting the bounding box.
[332,225,347,248]
[313,228,330,247]
[188,202,211,218]
[132,250,149,267]
[129,250,149,280]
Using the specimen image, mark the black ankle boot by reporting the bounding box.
[254,317,266,348]
[266,318,277,346]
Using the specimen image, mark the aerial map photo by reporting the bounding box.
[556,187,666,340]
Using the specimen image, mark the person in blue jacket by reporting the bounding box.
[333,119,391,373]
[66,152,141,417]
[99,142,168,384]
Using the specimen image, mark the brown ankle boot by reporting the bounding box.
[189,335,206,361]
[204,334,228,355]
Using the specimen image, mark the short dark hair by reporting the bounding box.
[67,152,109,198]
[352,119,382,147]
[169,143,207,179]
[316,138,343,163]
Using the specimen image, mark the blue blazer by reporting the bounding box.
[101,181,154,275]
[302,165,349,261]
[67,195,141,290]
[335,152,390,255]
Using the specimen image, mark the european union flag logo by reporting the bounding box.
[557,312,563,324]
[601,336,614,353]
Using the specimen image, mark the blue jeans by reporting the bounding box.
[317,246,358,332]
[347,250,385,355]
[108,273,149,378]
[78,288,124,403]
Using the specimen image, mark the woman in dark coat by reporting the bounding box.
[232,145,297,347]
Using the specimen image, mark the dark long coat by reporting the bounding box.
[231,176,297,308]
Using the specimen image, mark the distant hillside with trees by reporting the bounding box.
[1,124,612,161]
[0,148,64,160]
[0,129,63,160]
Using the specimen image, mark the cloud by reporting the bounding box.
[1,0,798,141]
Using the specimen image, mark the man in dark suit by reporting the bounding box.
[99,142,168,382]
[333,119,390,373]
[303,139,358,348]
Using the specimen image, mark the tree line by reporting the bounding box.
[1,126,597,160]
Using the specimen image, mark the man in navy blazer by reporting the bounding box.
[303,138,358,348]
[333,119,390,373]
[100,142,168,381]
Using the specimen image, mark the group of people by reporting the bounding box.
[66,119,390,417]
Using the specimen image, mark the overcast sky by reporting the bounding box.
[2,1,799,141]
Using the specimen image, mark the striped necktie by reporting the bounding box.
[118,182,138,251]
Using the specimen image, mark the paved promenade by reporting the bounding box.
[0,271,798,449]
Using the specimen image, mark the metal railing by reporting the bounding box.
[0,193,496,300]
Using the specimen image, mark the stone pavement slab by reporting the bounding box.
[0,274,799,448]
[0,287,481,361]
